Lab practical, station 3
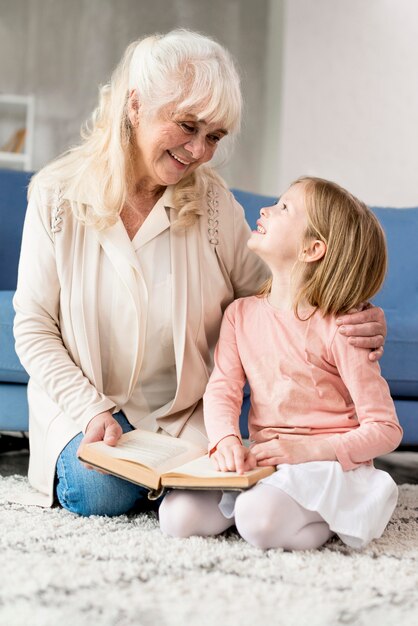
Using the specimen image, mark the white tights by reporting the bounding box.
[159,483,334,550]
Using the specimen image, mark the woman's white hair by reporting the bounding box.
[32,29,242,229]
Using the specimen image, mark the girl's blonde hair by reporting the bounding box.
[260,177,387,316]
[30,29,242,229]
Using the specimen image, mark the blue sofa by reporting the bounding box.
[0,168,32,431]
[0,169,417,445]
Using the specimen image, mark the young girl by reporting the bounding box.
[159,176,403,550]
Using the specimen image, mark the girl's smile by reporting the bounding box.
[248,182,309,270]
[255,220,266,234]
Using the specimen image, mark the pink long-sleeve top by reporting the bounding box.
[203,296,403,471]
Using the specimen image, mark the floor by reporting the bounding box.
[0,432,417,484]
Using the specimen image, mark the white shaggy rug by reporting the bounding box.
[1,476,417,626]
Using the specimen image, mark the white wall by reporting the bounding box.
[261,0,418,207]
[3,0,418,206]
[0,0,269,191]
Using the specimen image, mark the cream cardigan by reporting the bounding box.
[13,179,267,506]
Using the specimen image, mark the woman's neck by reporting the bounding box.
[129,175,166,203]
[127,149,166,204]
[121,182,166,240]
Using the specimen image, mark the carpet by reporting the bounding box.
[1,476,417,626]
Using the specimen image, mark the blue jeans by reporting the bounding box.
[55,411,153,517]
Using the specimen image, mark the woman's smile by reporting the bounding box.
[131,115,225,187]
[167,150,193,167]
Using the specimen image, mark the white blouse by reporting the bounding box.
[98,190,177,430]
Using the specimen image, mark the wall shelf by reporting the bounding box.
[0,94,35,171]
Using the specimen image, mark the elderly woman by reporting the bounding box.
[13,29,386,516]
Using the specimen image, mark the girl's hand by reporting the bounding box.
[211,435,257,475]
[251,438,337,466]
[77,411,122,471]
[336,304,386,361]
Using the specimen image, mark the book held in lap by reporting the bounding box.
[78,429,274,499]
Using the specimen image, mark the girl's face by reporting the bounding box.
[131,102,227,187]
[247,183,308,270]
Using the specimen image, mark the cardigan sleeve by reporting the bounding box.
[203,301,246,450]
[13,181,115,432]
[325,328,403,470]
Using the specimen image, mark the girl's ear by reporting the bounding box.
[299,239,326,263]
[127,89,141,127]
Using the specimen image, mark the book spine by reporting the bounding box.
[147,487,166,500]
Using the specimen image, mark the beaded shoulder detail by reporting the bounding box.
[51,188,65,235]
[207,186,219,246]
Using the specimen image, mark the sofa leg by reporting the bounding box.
[0,433,29,454]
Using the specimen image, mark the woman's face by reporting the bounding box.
[131,103,228,188]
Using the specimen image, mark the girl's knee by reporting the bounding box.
[284,522,334,551]
[159,490,228,538]
[234,489,277,549]
[235,506,276,549]
[234,487,332,550]
[159,491,201,537]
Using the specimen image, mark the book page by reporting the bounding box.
[164,454,265,478]
[85,430,206,473]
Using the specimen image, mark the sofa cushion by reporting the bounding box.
[370,207,418,397]
[0,168,32,290]
[0,290,28,383]
[0,383,29,431]
[391,399,418,445]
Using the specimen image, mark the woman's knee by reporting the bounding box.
[56,424,146,517]
[57,484,143,517]
[56,470,146,517]
[56,445,145,516]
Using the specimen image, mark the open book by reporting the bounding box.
[78,429,275,499]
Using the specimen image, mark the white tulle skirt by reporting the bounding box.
[219,461,398,549]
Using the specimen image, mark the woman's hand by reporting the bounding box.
[251,438,337,466]
[77,411,122,471]
[336,304,386,361]
[211,435,257,475]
